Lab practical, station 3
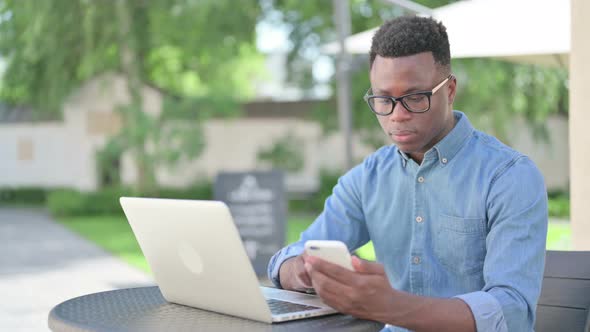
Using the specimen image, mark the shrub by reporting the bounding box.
[547,193,570,218]
[47,183,213,217]
[289,170,342,214]
[257,132,305,173]
[0,187,48,205]
[157,183,213,201]
[46,189,89,216]
[86,187,134,215]
[48,189,120,216]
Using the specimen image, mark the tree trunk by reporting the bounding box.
[115,0,156,194]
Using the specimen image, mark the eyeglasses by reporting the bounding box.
[364,75,453,115]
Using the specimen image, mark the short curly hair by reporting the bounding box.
[369,16,451,72]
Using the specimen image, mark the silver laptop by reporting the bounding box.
[119,197,338,323]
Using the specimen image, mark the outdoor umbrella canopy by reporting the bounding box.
[322,0,570,68]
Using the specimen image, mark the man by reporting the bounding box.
[267,16,548,332]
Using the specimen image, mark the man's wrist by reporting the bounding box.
[277,256,297,289]
[379,289,416,326]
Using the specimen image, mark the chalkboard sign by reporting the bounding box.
[214,170,286,277]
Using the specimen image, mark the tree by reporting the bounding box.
[257,132,305,172]
[0,0,263,193]
[264,0,568,149]
[452,58,568,143]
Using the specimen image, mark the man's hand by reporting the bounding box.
[303,255,397,322]
[278,254,313,292]
[303,255,477,332]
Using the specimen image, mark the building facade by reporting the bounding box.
[0,73,570,193]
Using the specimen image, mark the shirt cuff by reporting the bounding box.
[268,244,305,288]
[455,291,508,332]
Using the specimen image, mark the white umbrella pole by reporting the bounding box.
[570,0,590,250]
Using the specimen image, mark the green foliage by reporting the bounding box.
[311,67,387,148]
[548,198,569,219]
[0,0,263,113]
[156,184,213,201]
[0,0,264,192]
[47,183,213,217]
[0,1,119,117]
[144,1,263,98]
[0,187,49,205]
[45,190,78,216]
[289,170,342,214]
[47,187,130,217]
[162,95,242,121]
[96,139,125,187]
[452,58,568,144]
[265,0,407,88]
[546,222,571,250]
[257,132,305,172]
[547,191,570,218]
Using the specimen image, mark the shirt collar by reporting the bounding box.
[431,111,474,165]
[397,149,410,167]
[395,110,474,166]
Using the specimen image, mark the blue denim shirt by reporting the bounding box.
[268,111,548,332]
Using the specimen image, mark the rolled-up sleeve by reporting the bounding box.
[456,291,508,331]
[457,156,548,331]
[268,242,305,288]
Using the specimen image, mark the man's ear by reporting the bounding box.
[447,75,457,105]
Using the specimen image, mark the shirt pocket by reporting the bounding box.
[432,214,487,275]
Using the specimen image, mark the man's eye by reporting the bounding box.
[406,95,425,102]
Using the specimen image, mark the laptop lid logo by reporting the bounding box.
[178,242,204,275]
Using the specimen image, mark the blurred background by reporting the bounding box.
[0,0,580,330]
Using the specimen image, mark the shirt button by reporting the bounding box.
[412,256,421,264]
[442,158,448,164]
[416,216,423,223]
[417,176,425,183]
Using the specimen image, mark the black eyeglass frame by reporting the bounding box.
[363,74,454,115]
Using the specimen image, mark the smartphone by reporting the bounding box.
[304,240,354,271]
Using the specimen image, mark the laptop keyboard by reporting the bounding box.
[267,298,321,315]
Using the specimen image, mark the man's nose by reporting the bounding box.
[389,101,413,122]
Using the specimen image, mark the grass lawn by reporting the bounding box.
[58,215,572,274]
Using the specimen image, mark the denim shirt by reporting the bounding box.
[268,111,548,332]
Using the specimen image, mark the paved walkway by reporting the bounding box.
[0,208,154,331]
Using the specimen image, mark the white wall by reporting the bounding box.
[0,73,163,191]
[0,121,102,190]
[64,73,162,119]
[505,116,569,191]
[121,118,375,193]
[123,114,568,193]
